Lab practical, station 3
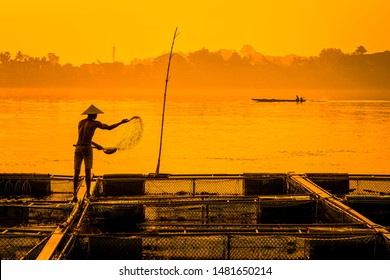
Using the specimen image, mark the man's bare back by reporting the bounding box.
[77,118,103,146]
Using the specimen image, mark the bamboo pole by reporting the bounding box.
[155,27,178,175]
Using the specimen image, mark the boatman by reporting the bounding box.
[72,104,130,202]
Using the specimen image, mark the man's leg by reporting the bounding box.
[85,169,91,197]
[84,147,93,198]
[73,169,81,202]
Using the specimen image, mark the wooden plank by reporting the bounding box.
[36,179,97,259]
[36,203,80,260]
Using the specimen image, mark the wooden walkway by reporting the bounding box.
[36,178,96,260]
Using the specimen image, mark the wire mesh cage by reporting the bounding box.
[0,232,51,260]
[62,231,387,260]
[0,173,51,196]
[349,175,390,196]
[0,174,78,260]
[306,174,390,196]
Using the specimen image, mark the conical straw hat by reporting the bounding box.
[81,104,104,115]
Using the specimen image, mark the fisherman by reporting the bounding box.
[72,104,130,202]
[296,95,300,102]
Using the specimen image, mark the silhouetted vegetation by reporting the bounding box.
[1,46,390,89]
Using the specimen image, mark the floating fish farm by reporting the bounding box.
[1,172,390,260]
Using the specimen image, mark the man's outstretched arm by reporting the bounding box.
[100,118,130,130]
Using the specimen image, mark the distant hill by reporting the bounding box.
[1,47,390,91]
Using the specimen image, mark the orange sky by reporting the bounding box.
[2,0,389,65]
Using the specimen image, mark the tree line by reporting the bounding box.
[1,45,389,89]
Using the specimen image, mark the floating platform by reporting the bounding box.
[1,172,390,260]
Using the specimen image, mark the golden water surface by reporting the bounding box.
[0,88,389,176]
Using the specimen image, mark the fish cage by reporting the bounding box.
[92,173,288,197]
[306,173,390,227]
[0,173,78,260]
[55,173,390,260]
[0,173,51,196]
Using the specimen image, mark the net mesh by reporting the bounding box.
[0,234,50,260]
[63,232,383,260]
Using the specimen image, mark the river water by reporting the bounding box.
[0,88,389,176]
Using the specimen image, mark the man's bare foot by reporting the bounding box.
[71,196,78,203]
[86,193,91,198]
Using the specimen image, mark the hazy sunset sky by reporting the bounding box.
[2,0,389,65]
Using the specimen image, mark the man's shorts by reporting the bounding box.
[74,146,93,170]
